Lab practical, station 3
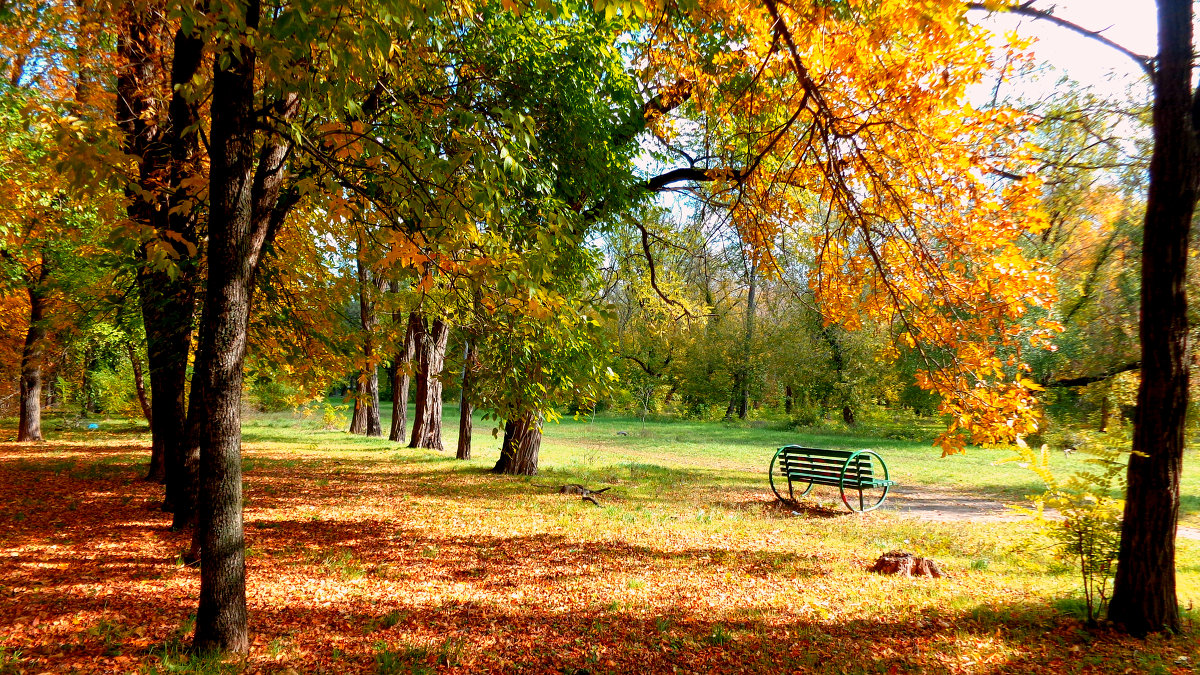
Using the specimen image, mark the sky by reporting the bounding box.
[973,0,1158,94]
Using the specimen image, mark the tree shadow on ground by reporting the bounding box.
[2,441,1198,674]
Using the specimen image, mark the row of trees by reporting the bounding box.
[0,0,1192,649]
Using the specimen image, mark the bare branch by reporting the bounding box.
[965,2,1155,77]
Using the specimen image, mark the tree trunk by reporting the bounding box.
[129,339,163,489]
[724,380,738,420]
[348,237,381,437]
[17,275,47,442]
[738,262,756,419]
[492,412,542,475]
[177,358,204,535]
[785,384,794,414]
[80,348,91,418]
[456,337,477,460]
[159,19,204,520]
[128,342,153,425]
[409,317,448,450]
[389,309,417,442]
[193,15,260,653]
[348,370,381,436]
[348,377,366,433]
[190,17,300,645]
[1108,0,1196,637]
[119,6,203,506]
[842,405,855,426]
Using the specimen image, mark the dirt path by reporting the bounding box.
[882,484,1200,541]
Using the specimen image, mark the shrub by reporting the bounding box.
[321,401,349,430]
[1006,435,1126,625]
[249,378,299,412]
[90,362,140,417]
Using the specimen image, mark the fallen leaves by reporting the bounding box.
[0,434,1196,674]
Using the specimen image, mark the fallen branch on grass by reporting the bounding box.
[533,484,612,506]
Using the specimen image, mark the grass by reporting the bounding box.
[245,401,1200,524]
[0,405,1198,673]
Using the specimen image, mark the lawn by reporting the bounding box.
[1,407,1198,674]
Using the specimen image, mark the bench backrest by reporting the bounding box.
[776,446,873,483]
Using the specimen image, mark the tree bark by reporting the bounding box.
[118,4,204,505]
[738,262,756,419]
[189,12,301,644]
[723,380,738,420]
[349,237,381,436]
[128,340,159,484]
[128,342,153,425]
[18,270,48,442]
[492,412,542,475]
[456,337,477,460]
[348,369,381,436]
[159,18,204,519]
[193,6,271,650]
[409,317,448,450]
[389,309,418,442]
[178,357,204,535]
[1108,0,1196,637]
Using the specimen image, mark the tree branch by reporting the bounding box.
[1044,362,1140,388]
[965,2,1155,77]
[645,166,715,192]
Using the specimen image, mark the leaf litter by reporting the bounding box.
[0,437,1197,674]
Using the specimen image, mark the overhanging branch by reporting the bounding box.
[965,2,1155,77]
[1044,362,1140,388]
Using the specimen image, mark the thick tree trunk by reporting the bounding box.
[178,362,204,535]
[190,19,300,647]
[784,384,794,414]
[492,412,542,475]
[159,20,204,519]
[348,369,381,436]
[119,6,203,504]
[193,15,260,653]
[144,277,195,493]
[456,337,477,460]
[409,317,448,450]
[1108,0,1197,637]
[18,279,47,442]
[390,310,417,442]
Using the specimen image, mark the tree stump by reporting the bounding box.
[868,551,942,578]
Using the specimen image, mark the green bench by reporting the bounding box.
[768,445,894,512]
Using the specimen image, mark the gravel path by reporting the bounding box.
[881,484,1200,541]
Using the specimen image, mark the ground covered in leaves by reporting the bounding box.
[2,414,1199,674]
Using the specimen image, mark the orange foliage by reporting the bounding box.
[638,0,1057,452]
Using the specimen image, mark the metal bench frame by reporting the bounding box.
[769,445,894,512]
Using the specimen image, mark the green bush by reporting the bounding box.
[90,362,140,417]
[249,378,299,412]
[1006,434,1126,625]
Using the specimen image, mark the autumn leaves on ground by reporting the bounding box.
[2,412,1198,675]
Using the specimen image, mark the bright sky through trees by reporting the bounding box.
[979,0,1156,90]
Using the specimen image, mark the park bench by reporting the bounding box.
[768,445,894,512]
